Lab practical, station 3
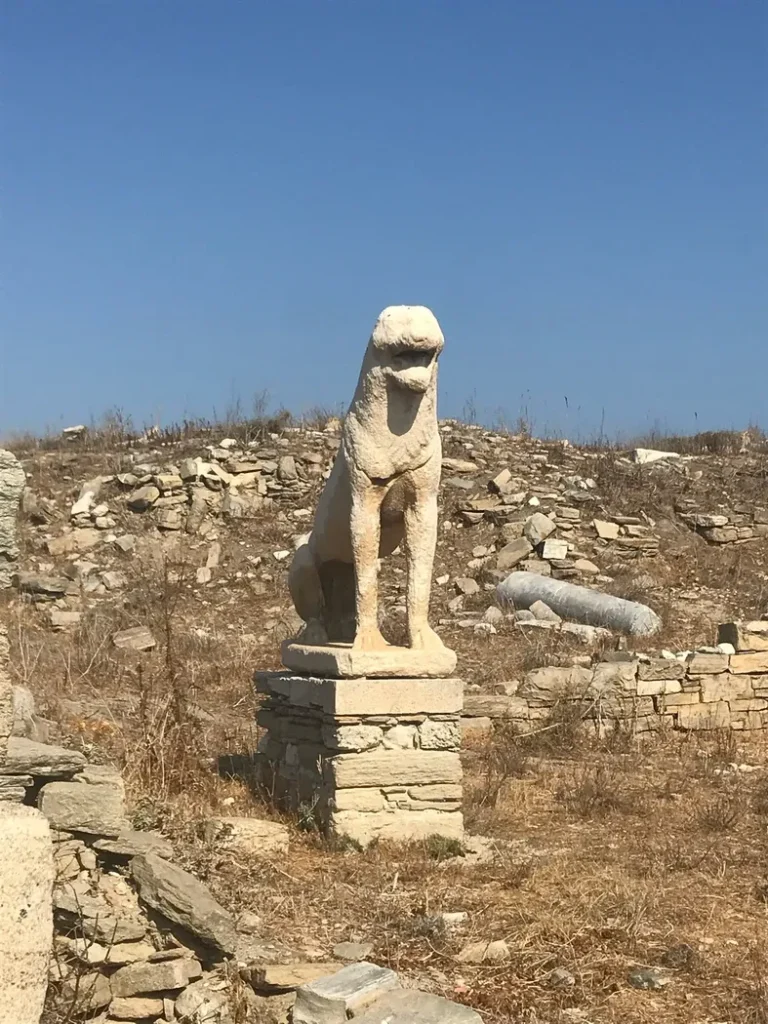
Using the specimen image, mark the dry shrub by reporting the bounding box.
[555,764,635,818]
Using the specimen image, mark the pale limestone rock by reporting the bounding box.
[203,816,289,857]
[0,804,54,1024]
[523,512,556,547]
[333,788,386,813]
[109,995,164,1018]
[251,962,343,993]
[0,449,25,589]
[731,653,768,674]
[39,776,128,836]
[382,724,417,749]
[281,641,456,679]
[330,750,461,788]
[354,989,483,1023]
[288,307,455,672]
[331,808,463,847]
[418,719,460,749]
[256,673,463,716]
[593,519,620,540]
[323,723,383,751]
[110,956,200,997]
[292,961,400,1023]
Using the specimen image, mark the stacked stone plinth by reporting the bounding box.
[255,671,464,846]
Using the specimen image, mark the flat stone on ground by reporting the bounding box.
[94,830,174,860]
[110,956,201,997]
[281,641,457,679]
[292,961,400,1023]
[203,816,289,857]
[354,989,483,1023]
[250,962,343,993]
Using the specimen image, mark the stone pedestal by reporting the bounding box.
[0,804,54,1024]
[254,672,464,847]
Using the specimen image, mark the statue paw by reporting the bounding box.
[409,626,447,652]
[352,628,390,651]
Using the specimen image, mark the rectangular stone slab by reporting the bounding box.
[329,750,461,788]
[354,989,483,1023]
[255,673,463,716]
[292,962,400,1023]
[281,641,457,679]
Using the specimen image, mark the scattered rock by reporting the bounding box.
[333,941,374,962]
[292,961,400,1024]
[203,816,290,858]
[131,853,237,956]
[112,626,157,652]
[523,512,556,547]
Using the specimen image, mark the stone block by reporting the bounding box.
[110,957,200,997]
[637,679,682,697]
[700,676,752,703]
[38,777,128,836]
[292,961,400,1023]
[322,724,383,751]
[638,659,686,681]
[256,673,464,716]
[687,653,729,675]
[496,537,533,571]
[590,662,638,693]
[329,750,461,789]
[0,805,54,1024]
[382,724,417,749]
[330,809,463,847]
[418,719,460,749]
[280,642,457,679]
[333,788,386,813]
[659,692,701,708]
[519,666,593,704]
[354,989,483,1023]
[250,962,343,993]
[728,697,768,712]
[0,736,86,777]
[677,702,731,731]
[463,694,529,718]
[109,996,165,1019]
[731,653,768,674]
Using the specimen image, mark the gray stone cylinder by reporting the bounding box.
[0,805,54,1024]
[496,572,661,636]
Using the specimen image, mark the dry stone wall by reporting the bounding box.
[462,621,768,735]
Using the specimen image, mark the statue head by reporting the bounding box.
[369,305,444,394]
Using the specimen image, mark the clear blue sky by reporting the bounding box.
[2,1,766,440]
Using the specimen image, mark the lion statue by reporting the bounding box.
[288,305,448,653]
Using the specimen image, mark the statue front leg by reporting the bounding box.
[350,475,388,651]
[404,489,446,652]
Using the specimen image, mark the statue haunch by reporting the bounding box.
[289,305,448,653]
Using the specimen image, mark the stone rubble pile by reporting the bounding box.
[461,619,768,737]
[9,420,768,648]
